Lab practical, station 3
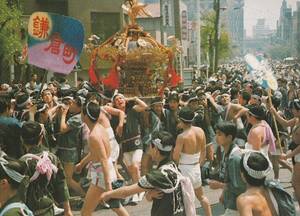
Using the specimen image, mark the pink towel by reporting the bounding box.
[262,121,276,154]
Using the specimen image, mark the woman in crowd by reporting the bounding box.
[271,98,300,207]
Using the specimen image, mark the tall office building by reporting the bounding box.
[277,0,293,44]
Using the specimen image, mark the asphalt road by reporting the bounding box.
[72,167,300,215]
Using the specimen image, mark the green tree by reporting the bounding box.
[0,0,23,81]
[267,44,292,60]
[200,11,231,75]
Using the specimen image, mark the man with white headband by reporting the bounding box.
[111,93,147,203]
[20,121,72,216]
[0,156,33,216]
[173,107,212,216]
[237,151,295,216]
[100,131,190,216]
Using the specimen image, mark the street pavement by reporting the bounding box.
[73,167,300,215]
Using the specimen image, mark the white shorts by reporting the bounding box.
[110,138,120,162]
[106,127,120,162]
[178,163,202,189]
[123,149,143,166]
[90,161,117,189]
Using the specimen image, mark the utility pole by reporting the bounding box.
[213,0,220,74]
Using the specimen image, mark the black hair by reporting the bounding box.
[230,87,240,99]
[178,106,194,124]
[289,99,300,111]
[16,92,30,108]
[21,121,42,146]
[151,131,174,157]
[271,96,281,109]
[0,96,10,114]
[82,102,100,123]
[248,105,266,121]
[240,152,269,186]
[42,88,54,97]
[241,91,251,104]
[215,121,237,140]
[73,95,84,107]
[0,156,27,190]
[86,92,101,104]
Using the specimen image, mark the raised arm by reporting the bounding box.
[233,104,249,120]
[60,105,71,134]
[132,97,148,112]
[270,106,297,128]
[103,105,125,137]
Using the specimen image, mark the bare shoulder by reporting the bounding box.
[192,126,204,133]
[89,133,100,144]
[176,133,185,140]
[252,126,263,135]
[237,193,250,202]
[237,192,254,206]
[231,103,244,110]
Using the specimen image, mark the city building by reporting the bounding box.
[276,0,293,44]
[181,0,201,67]
[137,3,162,43]
[199,0,245,56]
[253,18,274,39]
[226,0,244,55]
[291,1,300,57]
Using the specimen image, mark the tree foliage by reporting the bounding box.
[267,44,292,60]
[0,0,23,65]
[200,11,231,72]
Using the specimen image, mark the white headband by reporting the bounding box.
[179,116,194,123]
[243,150,272,179]
[86,102,98,121]
[0,157,25,183]
[112,93,125,102]
[17,97,31,108]
[152,138,172,152]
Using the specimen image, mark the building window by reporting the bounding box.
[164,4,170,26]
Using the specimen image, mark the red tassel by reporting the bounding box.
[101,65,119,89]
[166,51,181,88]
[170,67,181,87]
[88,62,98,85]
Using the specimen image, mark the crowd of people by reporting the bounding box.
[0,60,300,216]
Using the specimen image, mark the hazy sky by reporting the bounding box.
[244,0,298,37]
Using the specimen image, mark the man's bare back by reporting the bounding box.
[179,126,205,154]
[89,123,110,162]
[237,187,277,216]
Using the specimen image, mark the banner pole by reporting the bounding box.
[268,89,283,154]
[36,69,48,101]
